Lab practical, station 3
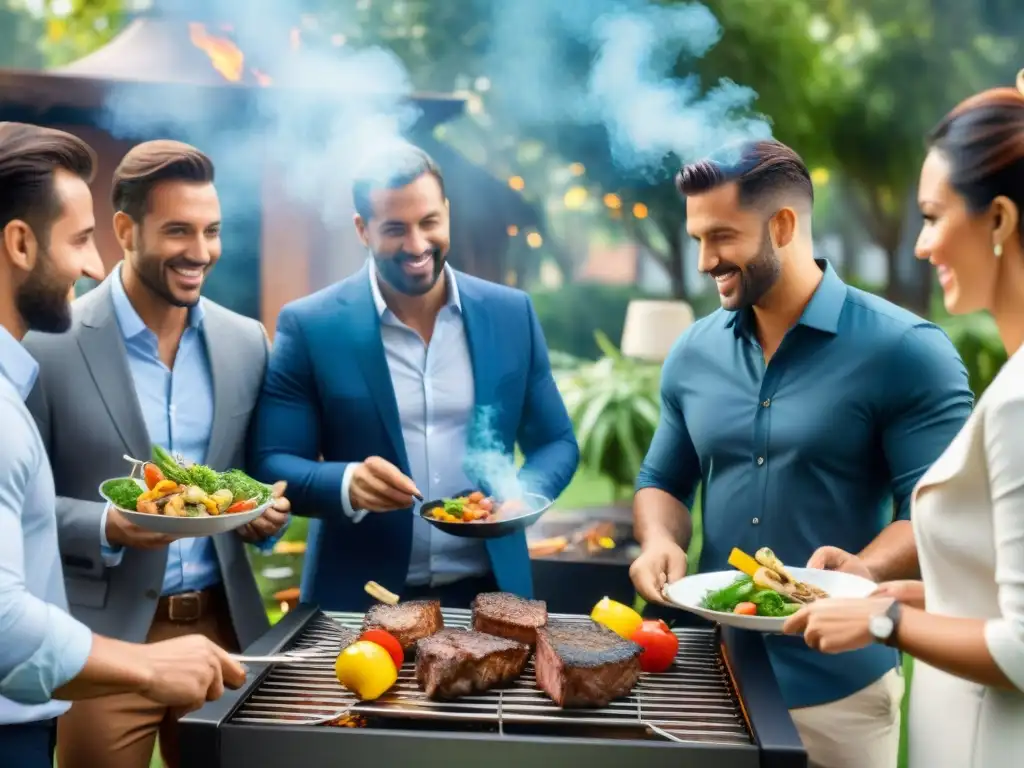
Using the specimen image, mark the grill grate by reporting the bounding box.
[231,608,751,746]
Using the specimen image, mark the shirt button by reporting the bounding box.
[752,517,760,525]
[761,399,771,407]
[756,456,765,466]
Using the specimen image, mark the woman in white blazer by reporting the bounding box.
[782,72,1024,768]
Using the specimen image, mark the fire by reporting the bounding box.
[188,22,273,86]
[189,23,244,82]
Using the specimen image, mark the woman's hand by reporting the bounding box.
[871,580,925,610]
[782,597,895,653]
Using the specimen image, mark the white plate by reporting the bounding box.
[662,567,878,633]
[99,477,270,537]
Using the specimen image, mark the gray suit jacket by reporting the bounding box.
[23,276,271,649]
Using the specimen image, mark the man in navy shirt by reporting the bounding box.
[630,139,972,768]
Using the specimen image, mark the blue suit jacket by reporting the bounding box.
[251,266,580,611]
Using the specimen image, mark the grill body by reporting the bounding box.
[182,605,806,768]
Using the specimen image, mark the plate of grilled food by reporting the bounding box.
[662,547,878,632]
[419,488,553,539]
[98,445,272,536]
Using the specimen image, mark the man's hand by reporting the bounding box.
[806,546,875,582]
[238,481,290,542]
[349,457,422,512]
[629,540,688,604]
[105,506,180,549]
[133,635,247,715]
[871,580,925,610]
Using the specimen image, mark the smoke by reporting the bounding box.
[95,0,771,224]
[461,405,528,504]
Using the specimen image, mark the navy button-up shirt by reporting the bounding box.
[638,260,973,708]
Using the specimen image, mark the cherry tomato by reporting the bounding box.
[143,463,164,490]
[733,602,758,616]
[358,629,404,670]
[630,619,679,673]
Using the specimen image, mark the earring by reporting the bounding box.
[995,243,1003,259]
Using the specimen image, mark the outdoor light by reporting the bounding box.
[620,299,694,362]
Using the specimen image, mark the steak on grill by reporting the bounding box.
[415,628,530,700]
[470,592,548,646]
[362,599,443,651]
[534,620,643,708]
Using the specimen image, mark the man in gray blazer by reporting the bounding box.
[24,140,289,768]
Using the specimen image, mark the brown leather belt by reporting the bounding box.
[155,585,225,623]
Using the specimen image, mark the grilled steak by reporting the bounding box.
[534,620,643,708]
[471,592,548,646]
[415,628,530,699]
[362,599,443,651]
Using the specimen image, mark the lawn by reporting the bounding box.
[139,466,910,768]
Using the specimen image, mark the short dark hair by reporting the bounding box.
[928,84,1024,234]
[676,139,814,210]
[112,140,215,222]
[0,122,96,242]
[352,142,446,221]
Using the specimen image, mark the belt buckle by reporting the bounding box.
[168,591,203,622]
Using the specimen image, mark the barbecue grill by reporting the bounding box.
[181,605,806,768]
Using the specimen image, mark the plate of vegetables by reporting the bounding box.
[419,488,553,539]
[662,547,877,632]
[98,445,273,536]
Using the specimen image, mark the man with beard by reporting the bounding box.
[251,142,579,610]
[22,139,290,768]
[0,124,246,767]
[628,140,973,768]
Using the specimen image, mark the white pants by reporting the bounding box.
[789,669,905,768]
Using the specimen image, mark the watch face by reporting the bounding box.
[870,615,894,641]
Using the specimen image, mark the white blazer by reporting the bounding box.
[907,345,1024,768]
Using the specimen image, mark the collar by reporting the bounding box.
[727,258,846,338]
[367,257,462,318]
[110,262,205,340]
[0,324,39,401]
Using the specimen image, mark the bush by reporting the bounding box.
[939,313,1007,398]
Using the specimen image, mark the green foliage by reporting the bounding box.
[939,313,1007,398]
[556,331,662,496]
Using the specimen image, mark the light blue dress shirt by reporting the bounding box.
[341,262,491,587]
[101,267,222,595]
[0,326,93,724]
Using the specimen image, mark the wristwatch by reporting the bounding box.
[868,599,903,647]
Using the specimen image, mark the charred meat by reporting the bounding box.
[534,620,642,708]
[471,592,548,646]
[362,599,443,651]
[415,629,530,700]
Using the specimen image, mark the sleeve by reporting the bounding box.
[340,462,368,523]
[514,295,581,502]
[881,325,974,521]
[249,307,351,521]
[982,383,1024,691]
[0,400,93,704]
[635,334,701,509]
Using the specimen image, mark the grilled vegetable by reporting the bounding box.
[211,489,234,511]
[334,641,398,700]
[359,629,404,670]
[733,602,758,616]
[591,597,643,640]
[630,619,678,673]
[701,575,757,612]
[225,499,257,514]
[143,463,164,490]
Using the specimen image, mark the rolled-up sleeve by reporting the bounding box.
[635,335,701,510]
[0,404,92,704]
[881,325,973,521]
[981,384,1024,691]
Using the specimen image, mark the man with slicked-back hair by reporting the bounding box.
[629,139,974,768]
[24,139,291,768]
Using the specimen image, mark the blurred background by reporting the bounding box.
[2,2,1018,764]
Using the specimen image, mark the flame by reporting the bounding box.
[189,22,244,82]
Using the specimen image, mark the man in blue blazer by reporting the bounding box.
[251,143,580,611]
